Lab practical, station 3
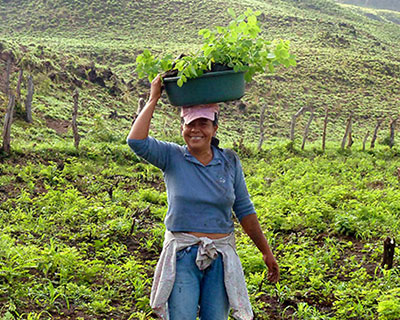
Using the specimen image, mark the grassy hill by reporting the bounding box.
[1,0,400,319]
[1,0,400,144]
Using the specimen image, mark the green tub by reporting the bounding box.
[163,70,245,106]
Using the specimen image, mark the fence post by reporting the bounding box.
[341,112,353,149]
[290,106,306,141]
[16,68,23,104]
[389,118,398,148]
[4,56,12,97]
[301,107,314,150]
[2,95,16,154]
[371,118,384,149]
[382,237,395,269]
[362,131,370,151]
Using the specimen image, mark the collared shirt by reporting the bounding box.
[150,231,253,320]
[127,137,255,233]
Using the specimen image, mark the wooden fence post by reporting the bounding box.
[137,98,145,115]
[258,104,267,151]
[389,118,398,148]
[4,56,12,97]
[382,237,395,269]
[132,98,146,125]
[25,75,34,123]
[72,89,80,149]
[341,112,353,149]
[371,118,384,149]
[322,107,328,151]
[2,95,16,153]
[301,107,314,150]
[16,68,23,104]
[347,123,354,149]
[290,106,307,141]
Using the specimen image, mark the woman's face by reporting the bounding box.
[182,118,218,152]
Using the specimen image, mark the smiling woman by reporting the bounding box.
[126,75,279,320]
[181,104,219,165]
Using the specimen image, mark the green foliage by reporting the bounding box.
[378,288,400,319]
[135,9,296,86]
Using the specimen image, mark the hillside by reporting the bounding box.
[1,0,400,145]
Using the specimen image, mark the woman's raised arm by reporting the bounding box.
[127,75,162,140]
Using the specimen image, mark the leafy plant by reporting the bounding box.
[135,9,296,86]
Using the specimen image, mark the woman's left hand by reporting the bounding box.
[263,253,280,283]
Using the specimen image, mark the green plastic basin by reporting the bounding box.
[163,70,245,106]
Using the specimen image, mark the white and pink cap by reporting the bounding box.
[181,104,219,124]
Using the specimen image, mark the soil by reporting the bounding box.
[45,117,70,135]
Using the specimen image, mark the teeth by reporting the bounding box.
[191,137,203,140]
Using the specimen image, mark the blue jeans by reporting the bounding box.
[168,245,230,320]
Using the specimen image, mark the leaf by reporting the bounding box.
[198,28,209,36]
[227,8,236,18]
[244,72,252,82]
[248,15,257,26]
[203,30,211,39]
[216,26,225,34]
[177,78,183,87]
[190,66,198,77]
[204,46,213,57]
[268,64,275,73]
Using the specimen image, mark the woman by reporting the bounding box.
[127,75,279,320]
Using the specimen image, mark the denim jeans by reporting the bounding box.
[168,245,230,320]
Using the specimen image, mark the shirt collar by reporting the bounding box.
[183,145,222,167]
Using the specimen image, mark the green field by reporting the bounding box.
[1,0,400,319]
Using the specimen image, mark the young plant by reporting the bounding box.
[135,9,296,86]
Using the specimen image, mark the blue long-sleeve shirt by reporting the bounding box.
[127,137,256,233]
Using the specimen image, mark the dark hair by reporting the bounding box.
[211,136,221,149]
[212,113,219,126]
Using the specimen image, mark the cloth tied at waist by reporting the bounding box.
[195,237,219,270]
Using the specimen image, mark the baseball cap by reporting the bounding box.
[181,104,219,125]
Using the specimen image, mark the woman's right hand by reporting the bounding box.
[149,75,163,103]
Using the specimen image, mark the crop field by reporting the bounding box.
[1,138,400,319]
[1,0,400,319]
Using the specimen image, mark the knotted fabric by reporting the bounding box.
[195,236,219,270]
